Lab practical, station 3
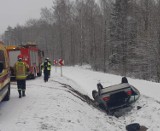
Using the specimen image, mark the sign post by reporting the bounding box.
[58,59,64,77]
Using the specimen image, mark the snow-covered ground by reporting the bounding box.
[0,65,160,131]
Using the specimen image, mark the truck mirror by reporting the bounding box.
[0,62,4,73]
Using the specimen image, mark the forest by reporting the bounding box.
[2,0,160,82]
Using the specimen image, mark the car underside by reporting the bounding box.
[92,81,140,113]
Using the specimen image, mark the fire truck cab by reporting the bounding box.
[6,43,44,79]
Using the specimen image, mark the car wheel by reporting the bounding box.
[92,90,98,99]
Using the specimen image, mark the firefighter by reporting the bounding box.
[14,54,29,98]
[46,57,51,77]
[41,58,51,82]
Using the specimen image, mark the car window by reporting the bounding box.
[0,50,5,73]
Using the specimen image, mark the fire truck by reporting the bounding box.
[6,43,44,80]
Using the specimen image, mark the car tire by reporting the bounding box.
[92,90,98,99]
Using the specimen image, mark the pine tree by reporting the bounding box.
[109,0,129,75]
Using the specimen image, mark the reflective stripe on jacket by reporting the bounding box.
[48,61,51,70]
[41,61,51,71]
[15,61,28,80]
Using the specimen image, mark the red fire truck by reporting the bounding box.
[6,43,44,80]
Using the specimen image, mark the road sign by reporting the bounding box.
[54,60,58,65]
[58,59,64,66]
[53,59,58,73]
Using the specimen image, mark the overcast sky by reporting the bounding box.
[0,0,53,35]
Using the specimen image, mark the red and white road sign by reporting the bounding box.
[58,59,64,66]
[53,60,58,65]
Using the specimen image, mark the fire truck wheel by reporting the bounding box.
[37,71,42,77]
[33,69,37,79]
[37,65,42,77]
[30,68,36,79]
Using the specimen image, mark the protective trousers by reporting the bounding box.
[17,79,26,98]
[44,69,49,82]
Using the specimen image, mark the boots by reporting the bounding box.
[22,91,26,97]
[18,90,21,98]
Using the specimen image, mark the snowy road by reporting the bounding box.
[0,76,121,131]
[0,66,160,131]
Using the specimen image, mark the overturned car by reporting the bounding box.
[92,77,140,113]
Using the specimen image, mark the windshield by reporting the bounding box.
[8,50,20,67]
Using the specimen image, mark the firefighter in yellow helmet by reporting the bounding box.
[14,54,29,98]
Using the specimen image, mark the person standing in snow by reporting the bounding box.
[46,57,51,78]
[14,54,29,98]
[41,58,51,82]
